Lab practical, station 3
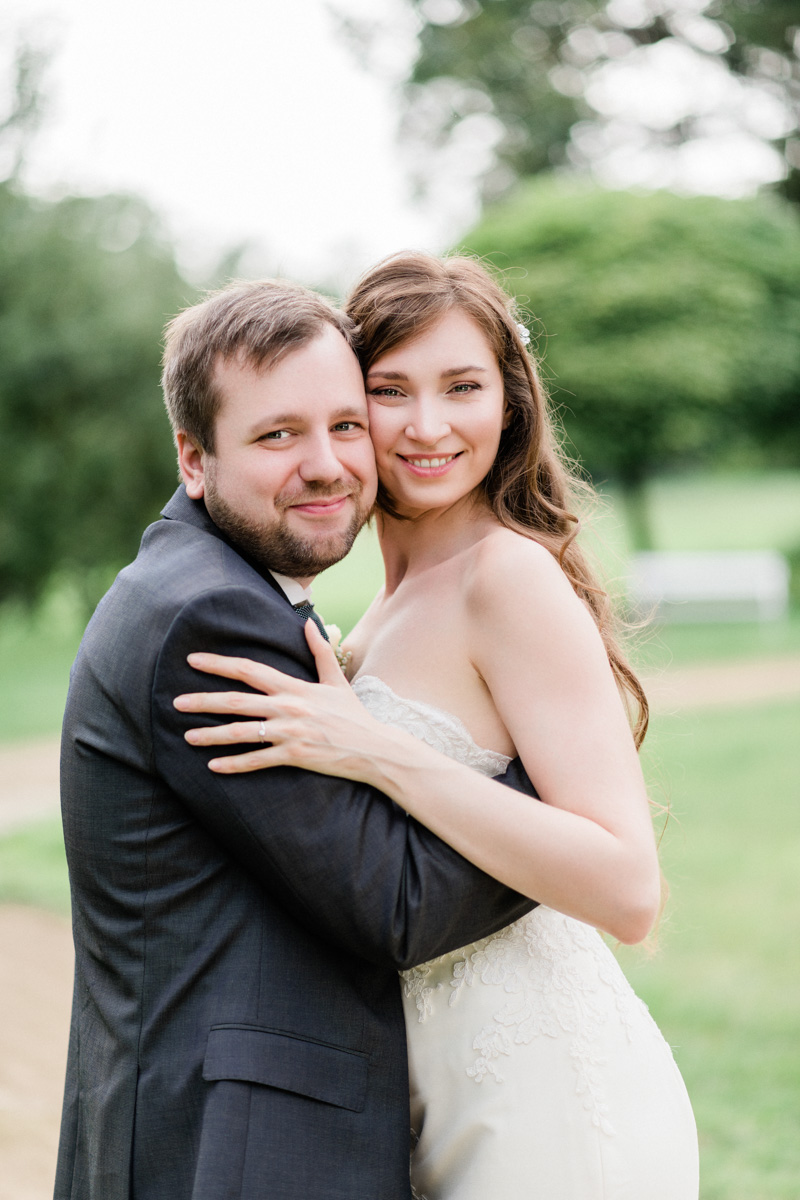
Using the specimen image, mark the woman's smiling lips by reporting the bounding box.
[398,452,463,477]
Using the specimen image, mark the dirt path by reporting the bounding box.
[0,737,64,835]
[0,652,799,1198]
[0,907,72,1200]
[641,651,800,713]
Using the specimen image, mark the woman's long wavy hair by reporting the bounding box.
[346,251,649,749]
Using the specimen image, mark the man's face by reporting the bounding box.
[178,326,377,585]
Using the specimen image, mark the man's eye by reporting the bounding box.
[333,421,363,432]
[261,429,291,441]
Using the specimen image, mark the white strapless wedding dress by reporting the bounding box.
[353,675,699,1200]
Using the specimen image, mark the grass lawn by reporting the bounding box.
[621,697,800,1199]
[0,591,85,742]
[632,609,800,672]
[587,468,800,565]
[0,817,70,914]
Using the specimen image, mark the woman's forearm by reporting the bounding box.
[354,723,660,945]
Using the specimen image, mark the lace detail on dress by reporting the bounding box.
[406,908,668,1137]
[352,675,512,779]
[457,910,662,1130]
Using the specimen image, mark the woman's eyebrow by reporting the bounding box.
[441,365,488,377]
[367,365,488,381]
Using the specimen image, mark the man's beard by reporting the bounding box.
[203,477,370,578]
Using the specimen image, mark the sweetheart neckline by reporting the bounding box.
[352,674,513,768]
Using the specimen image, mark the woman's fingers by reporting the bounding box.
[186,652,301,695]
[304,620,351,688]
[208,748,285,774]
[174,690,274,716]
[184,720,268,747]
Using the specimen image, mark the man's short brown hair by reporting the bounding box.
[162,279,356,453]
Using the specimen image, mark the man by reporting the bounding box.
[56,280,535,1200]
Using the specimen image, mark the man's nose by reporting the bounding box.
[298,432,345,484]
[405,399,451,446]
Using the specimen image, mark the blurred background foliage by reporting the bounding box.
[0,3,797,609]
[0,183,191,607]
[465,180,800,546]
[384,0,800,204]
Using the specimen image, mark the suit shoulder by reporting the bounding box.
[118,517,280,612]
[80,519,291,680]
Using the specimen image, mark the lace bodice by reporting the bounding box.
[352,675,513,778]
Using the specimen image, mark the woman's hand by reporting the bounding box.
[173,619,403,780]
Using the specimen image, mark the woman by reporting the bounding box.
[175,253,699,1198]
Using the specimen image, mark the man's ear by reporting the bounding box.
[176,432,207,499]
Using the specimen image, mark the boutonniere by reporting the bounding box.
[324,624,353,675]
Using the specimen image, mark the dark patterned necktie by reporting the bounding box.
[292,601,329,641]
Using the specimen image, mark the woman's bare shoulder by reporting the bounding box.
[464,524,604,666]
[465,526,576,614]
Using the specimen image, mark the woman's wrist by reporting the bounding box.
[352,727,465,812]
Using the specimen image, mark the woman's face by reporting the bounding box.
[365,309,506,519]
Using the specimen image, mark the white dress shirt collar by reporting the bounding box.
[269,570,314,607]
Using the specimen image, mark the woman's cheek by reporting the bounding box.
[365,403,398,458]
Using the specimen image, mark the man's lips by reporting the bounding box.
[286,494,351,516]
[398,452,463,477]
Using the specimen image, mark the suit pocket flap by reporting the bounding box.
[203,1025,368,1112]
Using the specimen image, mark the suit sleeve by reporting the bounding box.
[151,582,537,969]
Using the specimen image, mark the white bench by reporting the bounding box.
[628,550,790,623]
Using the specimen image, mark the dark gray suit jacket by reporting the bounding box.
[55,486,536,1200]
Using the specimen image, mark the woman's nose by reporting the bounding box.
[405,400,451,446]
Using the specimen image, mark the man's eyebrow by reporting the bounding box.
[366,365,488,381]
[328,406,368,423]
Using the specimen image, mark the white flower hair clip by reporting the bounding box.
[515,321,531,346]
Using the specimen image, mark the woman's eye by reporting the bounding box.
[369,386,402,398]
[450,382,480,395]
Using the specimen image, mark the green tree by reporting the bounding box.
[465,180,800,546]
[0,183,192,606]
[380,0,799,203]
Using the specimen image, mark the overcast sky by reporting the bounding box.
[3,0,790,290]
[5,0,452,288]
